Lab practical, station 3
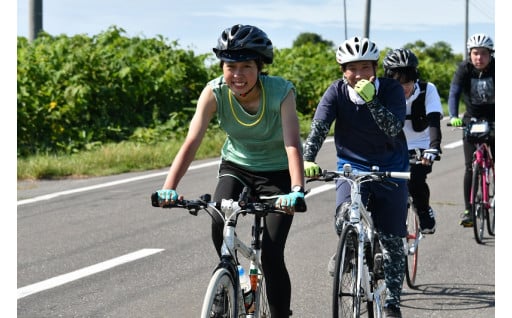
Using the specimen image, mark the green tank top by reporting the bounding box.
[208,75,296,171]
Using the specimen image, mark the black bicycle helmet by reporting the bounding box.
[213,24,274,64]
[383,48,419,70]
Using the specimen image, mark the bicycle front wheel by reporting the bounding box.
[471,164,485,244]
[486,163,495,236]
[200,267,238,318]
[333,225,361,318]
[252,271,270,318]
[405,198,420,289]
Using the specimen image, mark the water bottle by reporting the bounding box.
[238,265,253,313]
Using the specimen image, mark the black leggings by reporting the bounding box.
[211,160,293,318]
[408,150,433,215]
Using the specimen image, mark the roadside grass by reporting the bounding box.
[17,129,227,180]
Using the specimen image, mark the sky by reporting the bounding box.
[15,0,496,56]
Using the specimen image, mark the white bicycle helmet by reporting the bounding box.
[467,33,494,52]
[213,24,274,64]
[336,36,380,65]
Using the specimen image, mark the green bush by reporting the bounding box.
[18,28,462,158]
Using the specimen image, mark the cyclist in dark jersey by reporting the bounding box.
[303,36,408,318]
[448,33,495,227]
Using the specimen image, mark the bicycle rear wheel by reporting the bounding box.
[200,267,238,318]
[471,164,485,244]
[252,271,270,318]
[333,225,361,318]
[404,197,420,289]
[486,163,495,236]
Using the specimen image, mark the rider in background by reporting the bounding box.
[303,36,408,318]
[383,48,443,235]
[155,24,305,317]
[448,33,495,227]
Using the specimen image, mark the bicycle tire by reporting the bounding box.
[252,271,270,318]
[486,163,495,236]
[332,225,362,318]
[471,164,485,244]
[200,267,239,318]
[405,197,420,289]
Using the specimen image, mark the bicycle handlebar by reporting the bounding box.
[306,164,410,184]
[150,190,307,213]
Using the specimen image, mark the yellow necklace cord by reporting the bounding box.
[228,80,265,127]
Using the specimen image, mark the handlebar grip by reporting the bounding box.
[151,192,159,207]
[295,197,307,213]
[388,172,410,180]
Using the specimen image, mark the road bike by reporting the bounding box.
[306,164,410,318]
[151,187,306,318]
[449,119,495,244]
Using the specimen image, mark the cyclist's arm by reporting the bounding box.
[448,62,466,118]
[303,119,330,162]
[425,82,443,151]
[161,86,217,190]
[281,90,305,188]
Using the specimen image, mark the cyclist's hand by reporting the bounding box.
[422,149,439,164]
[354,79,376,103]
[304,161,321,177]
[450,117,463,127]
[156,189,178,206]
[275,191,305,214]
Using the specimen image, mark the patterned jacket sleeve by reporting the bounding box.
[303,119,331,162]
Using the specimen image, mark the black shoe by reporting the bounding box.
[383,304,402,318]
[418,207,436,234]
[460,210,473,227]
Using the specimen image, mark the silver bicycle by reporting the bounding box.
[151,187,306,318]
[307,164,410,318]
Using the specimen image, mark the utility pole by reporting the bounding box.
[464,0,469,60]
[29,0,43,41]
[363,0,371,38]
[343,0,348,40]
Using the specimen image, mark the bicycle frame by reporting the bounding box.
[470,142,493,208]
[307,164,410,318]
[151,189,305,318]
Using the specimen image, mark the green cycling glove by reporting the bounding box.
[354,79,376,103]
[304,161,321,177]
[450,117,463,127]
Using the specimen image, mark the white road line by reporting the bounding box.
[17,248,164,299]
[443,140,463,149]
[17,161,220,206]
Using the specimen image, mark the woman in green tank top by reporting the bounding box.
[155,24,306,318]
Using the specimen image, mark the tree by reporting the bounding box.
[293,32,334,48]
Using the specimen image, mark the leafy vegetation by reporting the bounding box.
[17,27,462,180]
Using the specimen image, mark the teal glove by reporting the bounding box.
[354,79,376,103]
[275,191,305,209]
[450,117,463,127]
[156,189,178,203]
[304,161,321,177]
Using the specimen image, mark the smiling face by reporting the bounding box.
[342,61,376,87]
[222,60,260,95]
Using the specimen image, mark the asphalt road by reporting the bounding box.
[17,120,496,317]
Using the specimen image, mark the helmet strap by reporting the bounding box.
[238,80,259,97]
